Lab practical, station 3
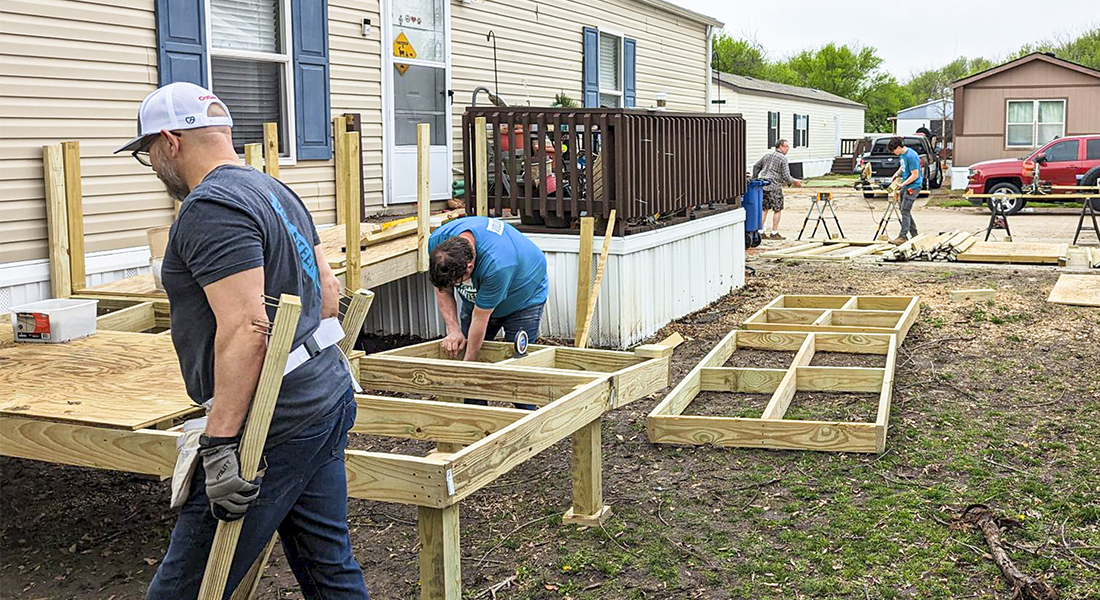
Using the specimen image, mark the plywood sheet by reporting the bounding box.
[1047,274,1100,307]
[956,242,1069,265]
[0,330,199,429]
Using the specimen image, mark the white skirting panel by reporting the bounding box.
[0,246,152,312]
[357,209,745,348]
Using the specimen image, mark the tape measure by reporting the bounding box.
[513,330,529,356]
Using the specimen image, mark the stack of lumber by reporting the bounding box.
[880,230,977,262]
[1086,247,1100,268]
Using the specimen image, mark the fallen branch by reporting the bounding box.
[954,504,1058,600]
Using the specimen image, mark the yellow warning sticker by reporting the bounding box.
[395,63,409,75]
[393,32,417,59]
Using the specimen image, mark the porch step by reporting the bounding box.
[831,156,855,174]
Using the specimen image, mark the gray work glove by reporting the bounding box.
[199,437,262,522]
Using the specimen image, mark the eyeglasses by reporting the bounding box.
[132,131,182,167]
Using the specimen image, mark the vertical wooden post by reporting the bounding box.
[418,505,461,600]
[228,534,278,600]
[563,215,609,526]
[42,144,71,298]
[61,141,85,291]
[333,116,348,224]
[573,217,594,340]
[474,116,488,217]
[263,122,280,180]
[417,123,431,272]
[244,143,263,170]
[576,210,616,349]
[343,130,362,290]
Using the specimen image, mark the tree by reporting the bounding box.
[1013,27,1100,69]
[711,33,767,78]
[784,43,884,100]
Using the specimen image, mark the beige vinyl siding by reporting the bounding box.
[449,0,710,169]
[716,88,865,167]
[0,0,383,265]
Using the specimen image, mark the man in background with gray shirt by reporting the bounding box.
[117,82,370,599]
[751,139,803,239]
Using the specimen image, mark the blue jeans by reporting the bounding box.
[460,301,544,410]
[147,388,369,600]
[899,187,919,238]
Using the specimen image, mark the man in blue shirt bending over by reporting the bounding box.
[888,136,924,245]
[428,216,548,407]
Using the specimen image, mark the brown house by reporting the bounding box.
[952,52,1100,166]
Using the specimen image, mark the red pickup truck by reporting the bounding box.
[966,134,1100,213]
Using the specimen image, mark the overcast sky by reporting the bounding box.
[674,0,1098,81]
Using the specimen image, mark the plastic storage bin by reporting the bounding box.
[9,298,98,343]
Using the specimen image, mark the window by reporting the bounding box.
[598,32,622,108]
[1087,139,1100,160]
[208,0,292,156]
[1043,139,1078,162]
[1006,99,1065,148]
[392,0,446,147]
[793,114,809,148]
[767,111,779,148]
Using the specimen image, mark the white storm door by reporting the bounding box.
[382,0,452,205]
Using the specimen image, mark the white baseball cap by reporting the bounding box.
[115,82,234,153]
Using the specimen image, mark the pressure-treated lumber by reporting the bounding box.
[743,295,920,343]
[333,116,348,224]
[576,210,617,349]
[96,301,156,332]
[343,130,362,289]
[574,217,595,343]
[418,123,431,272]
[353,395,527,444]
[43,144,71,298]
[262,122,280,179]
[950,289,995,302]
[244,143,263,170]
[648,329,898,453]
[419,505,461,600]
[1046,274,1100,307]
[338,289,374,356]
[229,534,278,600]
[198,295,301,600]
[61,141,85,290]
[0,417,178,476]
[563,418,610,526]
[474,116,488,216]
[956,242,1069,265]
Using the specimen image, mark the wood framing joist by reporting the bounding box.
[743,294,920,343]
[648,330,898,453]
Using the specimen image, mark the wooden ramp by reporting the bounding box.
[1047,274,1100,307]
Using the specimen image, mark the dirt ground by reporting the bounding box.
[3,259,1099,599]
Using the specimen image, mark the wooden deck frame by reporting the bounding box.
[2,325,679,600]
[743,295,920,343]
[760,240,894,261]
[647,330,898,454]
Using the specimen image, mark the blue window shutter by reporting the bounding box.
[155,0,207,86]
[582,27,599,108]
[623,37,636,107]
[291,0,332,160]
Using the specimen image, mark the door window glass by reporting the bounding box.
[393,64,446,146]
[392,0,443,63]
[1043,139,1078,162]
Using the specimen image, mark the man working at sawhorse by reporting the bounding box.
[117,82,370,599]
[429,216,548,409]
[751,138,803,240]
[889,136,923,245]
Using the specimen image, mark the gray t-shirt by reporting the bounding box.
[162,165,350,447]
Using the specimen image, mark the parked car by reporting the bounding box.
[966,134,1100,214]
[861,135,944,198]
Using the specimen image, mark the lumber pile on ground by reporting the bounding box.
[880,230,977,262]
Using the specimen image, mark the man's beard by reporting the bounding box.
[153,158,190,202]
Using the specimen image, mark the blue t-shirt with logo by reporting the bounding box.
[900,147,923,191]
[428,217,548,317]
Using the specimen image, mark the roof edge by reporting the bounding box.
[712,73,866,109]
[952,52,1100,88]
[633,0,723,27]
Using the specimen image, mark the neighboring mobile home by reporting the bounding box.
[894,98,953,139]
[0,0,722,311]
[711,71,865,178]
[952,52,1100,167]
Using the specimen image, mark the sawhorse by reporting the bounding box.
[873,194,903,240]
[1073,198,1100,245]
[797,192,845,240]
[984,196,1013,241]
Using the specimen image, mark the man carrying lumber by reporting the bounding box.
[889,136,923,245]
[116,82,370,599]
[429,216,548,407]
[751,139,803,240]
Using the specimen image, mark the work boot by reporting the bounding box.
[890,236,907,246]
[770,232,786,240]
